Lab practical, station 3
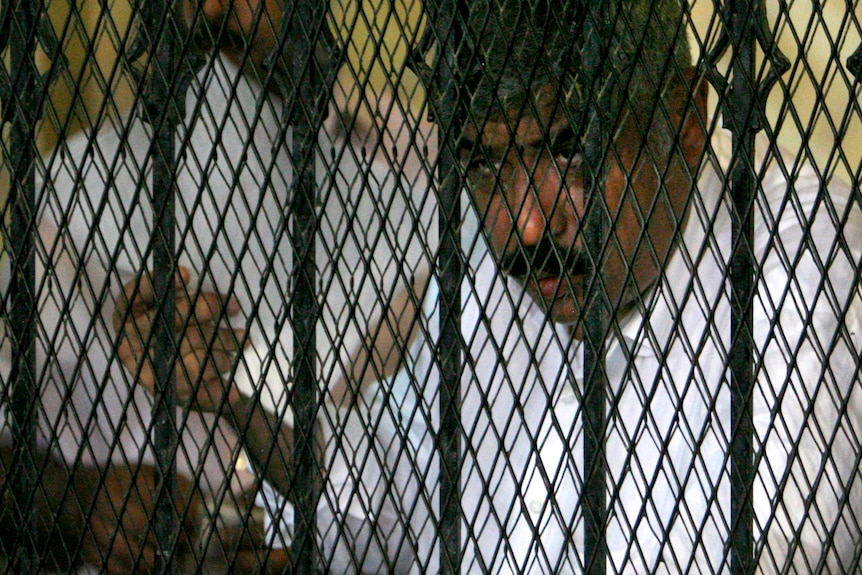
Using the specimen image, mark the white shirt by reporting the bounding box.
[1,53,433,493]
[262,128,862,574]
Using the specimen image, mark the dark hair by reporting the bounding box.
[464,0,692,138]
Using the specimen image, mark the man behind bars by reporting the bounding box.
[0,1,278,571]
[118,0,862,572]
[2,0,433,571]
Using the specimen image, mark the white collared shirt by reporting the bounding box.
[5,52,432,486]
[262,128,862,574]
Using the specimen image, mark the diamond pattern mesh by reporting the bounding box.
[0,0,860,573]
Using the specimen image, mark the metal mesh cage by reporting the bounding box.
[1,0,860,573]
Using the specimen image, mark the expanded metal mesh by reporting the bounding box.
[0,0,860,573]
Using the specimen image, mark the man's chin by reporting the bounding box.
[545,302,581,326]
[521,280,582,327]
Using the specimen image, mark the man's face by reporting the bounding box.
[460,82,704,328]
[186,0,282,71]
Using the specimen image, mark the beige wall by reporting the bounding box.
[690,0,861,181]
[1,0,860,225]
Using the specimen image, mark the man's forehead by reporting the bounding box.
[462,86,572,148]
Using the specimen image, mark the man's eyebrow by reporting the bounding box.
[456,134,506,160]
[549,123,576,147]
[457,135,475,153]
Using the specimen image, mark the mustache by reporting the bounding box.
[499,238,586,280]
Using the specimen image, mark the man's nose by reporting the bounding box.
[198,0,259,34]
[510,158,569,247]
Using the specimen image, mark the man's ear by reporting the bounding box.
[677,66,709,171]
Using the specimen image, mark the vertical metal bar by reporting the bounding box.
[581,2,610,574]
[703,2,786,571]
[287,3,324,573]
[726,1,757,572]
[150,92,179,575]
[424,0,465,572]
[849,43,862,83]
[290,120,320,575]
[139,2,186,573]
[6,0,40,571]
[437,178,463,575]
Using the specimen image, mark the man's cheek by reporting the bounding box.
[476,200,504,245]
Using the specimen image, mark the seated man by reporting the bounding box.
[116,0,862,573]
[4,0,433,573]
[35,0,430,477]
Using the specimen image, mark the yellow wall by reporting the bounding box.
[1,0,860,212]
[690,0,861,181]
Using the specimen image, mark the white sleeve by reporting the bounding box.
[255,308,437,573]
[256,479,296,550]
[32,220,116,459]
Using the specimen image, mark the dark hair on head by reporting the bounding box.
[464,0,692,137]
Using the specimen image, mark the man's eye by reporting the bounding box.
[553,148,583,167]
[551,137,581,163]
[550,125,581,165]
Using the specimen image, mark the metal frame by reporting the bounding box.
[1,0,860,572]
